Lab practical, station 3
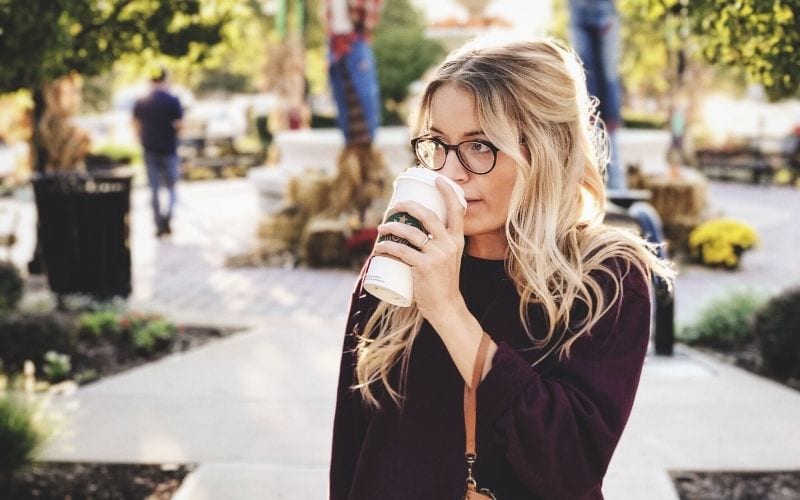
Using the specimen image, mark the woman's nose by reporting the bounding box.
[439,148,469,182]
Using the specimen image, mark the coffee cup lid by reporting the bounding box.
[398,168,467,210]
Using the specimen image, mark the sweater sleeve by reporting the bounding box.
[477,262,652,499]
[329,273,375,500]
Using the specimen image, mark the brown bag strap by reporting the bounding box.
[464,332,491,456]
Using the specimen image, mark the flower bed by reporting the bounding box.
[1,462,195,498]
[0,309,238,389]
[672,470,800,500]
[688,218,758,269]
[0,264,243,496]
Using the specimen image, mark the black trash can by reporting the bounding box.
[32,168,133,299]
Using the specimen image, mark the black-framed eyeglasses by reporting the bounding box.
[411,136,501,175]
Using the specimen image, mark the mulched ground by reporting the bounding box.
[1,462,196,499]
[71,324,238,385]
[672,470,800,500]
[5,323,237,497]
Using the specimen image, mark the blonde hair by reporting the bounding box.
[355,37,674,408]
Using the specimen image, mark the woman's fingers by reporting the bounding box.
[373,239,425,267]
[377,221,429,250]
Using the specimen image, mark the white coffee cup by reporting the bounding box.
[364,168,467,307]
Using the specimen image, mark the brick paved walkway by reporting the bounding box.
[127,179,357,326]
[2,176,799,329]
[1,178,358,328]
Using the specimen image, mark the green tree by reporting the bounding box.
[0,0,227,170]
[689,0,800,100]
[614,0,800,101]
[548,0,570,43]
[618,0,676,99]
[373,0,444,124]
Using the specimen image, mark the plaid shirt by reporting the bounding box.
[327,0,383,60]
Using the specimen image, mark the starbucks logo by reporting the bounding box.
[378,211,427,250]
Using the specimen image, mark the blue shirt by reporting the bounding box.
[133,89,183,155]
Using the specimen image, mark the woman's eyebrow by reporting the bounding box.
[428,126,486,137]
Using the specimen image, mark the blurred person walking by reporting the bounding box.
[133,67,183,237]
[569,0,626,190]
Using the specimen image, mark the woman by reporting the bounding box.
[330,37,673,500]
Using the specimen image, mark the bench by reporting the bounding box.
[179,136,261,179]
[605,190,675,356]
[695,136,798,184]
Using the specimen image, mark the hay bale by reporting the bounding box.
[642,169,708,223]
[329,145,390,215]
[302,217,351,268]
[286,169,333,216]
[257,206,305,246]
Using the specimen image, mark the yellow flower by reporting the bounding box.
[689,218,759,268]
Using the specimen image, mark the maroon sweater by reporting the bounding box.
[330,254,651,500]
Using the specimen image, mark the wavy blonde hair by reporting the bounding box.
[355,37,674,408]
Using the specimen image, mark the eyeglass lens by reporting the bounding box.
[415,139,495,174]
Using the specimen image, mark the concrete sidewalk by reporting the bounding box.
[3,177,798,498]
[39,322,800,500]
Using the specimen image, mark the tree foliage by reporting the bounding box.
[689,0,800,100]
[373,0,444,119]
[0,0,227,93]
[618,0,676,98]
[616,0,800,101]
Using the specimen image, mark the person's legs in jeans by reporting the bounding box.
[595,10,626,189]
[569,0,627,190]
[144,151,163,231]
[569,4,596,94]
[162,154,180,233]
[606,128,625,190]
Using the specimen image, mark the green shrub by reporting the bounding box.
[42,351,72,383]
[0,313,76,374]
[752,287,800,380]
[681,291,764,350]
[0,396,42,475]
[123,314,176,354]
[373,0,444,123]
[0,262,24,314]
[78,310,121,340]
[621,109,668,129]
[88,143,140,166]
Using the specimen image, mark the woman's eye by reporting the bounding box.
[469,142,490,153]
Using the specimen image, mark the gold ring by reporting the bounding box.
[419,235,432,250]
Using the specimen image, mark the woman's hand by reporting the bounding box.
[374,178,467,324]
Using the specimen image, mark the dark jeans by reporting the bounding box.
[569,0,626,189]
[144,151,179,227]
